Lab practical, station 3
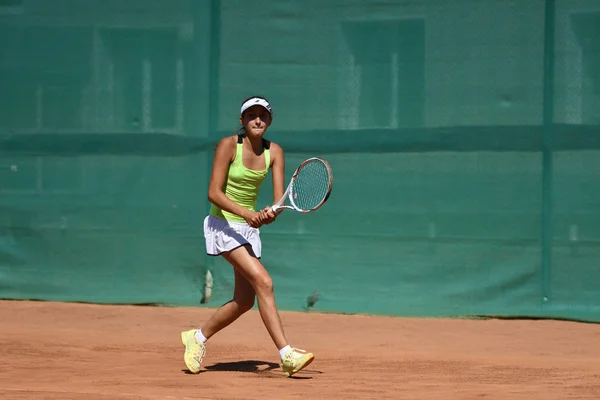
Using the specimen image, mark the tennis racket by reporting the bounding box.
[271,157,333,213]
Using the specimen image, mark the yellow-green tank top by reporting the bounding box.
[209,135,271,223]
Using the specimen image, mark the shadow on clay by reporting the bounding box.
[182,359,322,379]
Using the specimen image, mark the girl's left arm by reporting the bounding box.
[263,143,285,221]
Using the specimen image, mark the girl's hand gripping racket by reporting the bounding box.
[271,157,333,213]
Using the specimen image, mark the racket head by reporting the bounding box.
[288,157,333,213]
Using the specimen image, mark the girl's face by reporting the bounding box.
[240,105,272,138]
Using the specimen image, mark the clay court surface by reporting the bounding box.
[1,300,600,399]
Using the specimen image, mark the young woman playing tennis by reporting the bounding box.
[180,96,314,377]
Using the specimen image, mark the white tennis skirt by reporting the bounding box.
[203,215,262,258]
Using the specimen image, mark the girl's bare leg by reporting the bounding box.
[200,266,256,338]
[219,245,288,349]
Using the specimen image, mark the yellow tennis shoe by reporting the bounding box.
[181,329,206,374]
[281,348,314,377]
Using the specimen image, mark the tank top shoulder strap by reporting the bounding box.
[232,134,243,165]
[262,138,271,169]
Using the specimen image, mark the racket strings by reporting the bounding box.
[292,160,331,211]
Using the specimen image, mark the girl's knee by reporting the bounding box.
[254,274,273,295]
[234,296,255,313]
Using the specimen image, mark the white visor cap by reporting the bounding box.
[240,97,272,116]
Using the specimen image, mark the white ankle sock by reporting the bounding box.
[194,329,208,343]
[279,345,292,359]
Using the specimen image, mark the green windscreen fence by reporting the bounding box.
[1,0,600,321]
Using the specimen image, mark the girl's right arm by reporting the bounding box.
[208,136,263,227]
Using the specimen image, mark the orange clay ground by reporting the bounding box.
[1,300,599,399]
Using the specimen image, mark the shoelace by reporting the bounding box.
[287,348,307,362]
[189,339,205,359]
